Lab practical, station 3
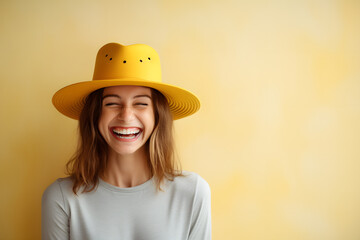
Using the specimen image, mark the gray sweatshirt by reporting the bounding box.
[41,171,211,240]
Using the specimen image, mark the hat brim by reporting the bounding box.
[52,78,200,120]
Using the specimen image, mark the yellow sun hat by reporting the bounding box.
[52,43,200,120]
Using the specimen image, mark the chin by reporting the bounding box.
[110,145,147,157]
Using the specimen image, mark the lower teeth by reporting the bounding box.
[115,133,138,139]
[119,135,135,139]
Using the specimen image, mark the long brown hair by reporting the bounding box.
[66,87,183,194]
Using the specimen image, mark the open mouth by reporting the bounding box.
[111,127,142,140]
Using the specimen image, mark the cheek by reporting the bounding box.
[141,112,155,134]
[148,111,156,130]
[98,111,110,136]
[98,118,105,138]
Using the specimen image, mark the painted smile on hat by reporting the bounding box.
[110,127,142,142]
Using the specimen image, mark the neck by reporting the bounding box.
[101,146,152,188]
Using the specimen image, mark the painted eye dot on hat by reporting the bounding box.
[105,54,108,57]
[110,58,112,61]
[123,60,126,63]
[140,59,143,62]
[148,57,151,60]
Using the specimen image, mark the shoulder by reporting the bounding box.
[169,171,211,199]
[179,172,212,239]
[42,177,74,209]
[42,177,73,197]
[42,178,73,238]
[184,171,210,192]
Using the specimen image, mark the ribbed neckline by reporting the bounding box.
[98,176,155,193]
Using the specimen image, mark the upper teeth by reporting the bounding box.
[113,128,140,135]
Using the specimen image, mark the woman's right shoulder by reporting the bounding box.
[41,178,73,237]
[42,177,74,203]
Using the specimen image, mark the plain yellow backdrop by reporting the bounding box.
[1,0,359,239]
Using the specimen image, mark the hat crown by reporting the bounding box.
[92,43,162,83]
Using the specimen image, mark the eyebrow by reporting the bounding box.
[102,94,152,100]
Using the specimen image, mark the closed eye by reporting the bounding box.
[105,102,119,106]
[135,103,148,106]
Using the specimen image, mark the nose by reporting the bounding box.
[117,106,135,122]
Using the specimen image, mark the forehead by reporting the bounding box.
[102,85,151,96]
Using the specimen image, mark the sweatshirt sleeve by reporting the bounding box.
[41,179,70,240]
[188,175,212,240]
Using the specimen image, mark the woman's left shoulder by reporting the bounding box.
[172,171,211,198]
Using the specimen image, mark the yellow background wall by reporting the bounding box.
[1,0,359,239]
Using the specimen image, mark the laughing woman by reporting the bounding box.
[41,43,211,240]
